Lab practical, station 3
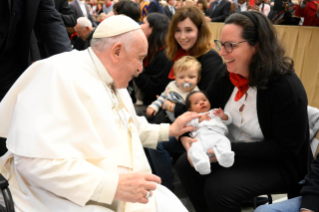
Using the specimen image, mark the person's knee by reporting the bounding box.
[254,205,272,212]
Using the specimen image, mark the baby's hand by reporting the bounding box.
[199,113,211,123]
[146,107,157,117]
[213,108,228,120]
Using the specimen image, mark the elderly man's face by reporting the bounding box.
[74,24,92,41]
[115,31,148,88]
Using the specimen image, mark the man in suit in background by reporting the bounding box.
[164,0,176,19]
[0,0,72,156]
[54,0,77,28]
[205,0,231,22]
[148,0,165,14]
[37,0,76,59]
[70,0,97,26]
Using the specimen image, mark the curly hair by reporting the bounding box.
[224,11,294,89]
[166,6,212,61]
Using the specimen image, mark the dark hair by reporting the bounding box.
[185,91,204,110]
[225,11,294,89]
[114,0,141,22]
[166,6,212,60]
[146,13,170,63]
[197,0,208,11]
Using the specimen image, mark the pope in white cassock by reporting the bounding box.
[0,15,199,212]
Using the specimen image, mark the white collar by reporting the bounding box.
[88,48,114,87]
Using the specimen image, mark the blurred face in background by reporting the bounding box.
[140,17,153,39]
[176,1,183,8]
[197,2,204,11]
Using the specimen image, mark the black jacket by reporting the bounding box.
[164,5,176,19]
[70,0,97,27]
[54,0,77,27]
[134,49,173,106]
[300,155,319,211]
[207,0,231,22]
[0,0,71,101]
[205,70,311,196]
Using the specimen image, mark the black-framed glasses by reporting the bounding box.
[214,40,248,53]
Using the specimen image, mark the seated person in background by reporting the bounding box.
[248,0,271,16]
[268,0,300,25]
[196,0,209,15]
[233,0,249,13]
[295,0,319,26]
[113,0,141,22]
[185,91,234,175]
[74,17,95,49]
[146,56,200,122]
[205,0,232,22]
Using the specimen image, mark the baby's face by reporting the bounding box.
[175,67,199,92]
[189,92,211,113]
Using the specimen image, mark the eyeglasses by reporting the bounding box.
[214,40,248,53]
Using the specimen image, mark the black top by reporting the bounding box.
[204,70,312,195]
[54,0,77,27]
[207,0,231,22]
[134,49,173,106]
[300,154,319,211]
[0,0,72,101]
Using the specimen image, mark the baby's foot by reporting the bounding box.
[218,152,235,168]
[195,160,211,175]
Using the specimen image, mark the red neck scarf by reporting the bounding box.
[106,2,112,7]
[229,73,249,101]
[168,48,188,79]
[144,46,165,68]
[70,32,78,41]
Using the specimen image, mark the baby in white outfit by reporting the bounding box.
[186,91,235,175]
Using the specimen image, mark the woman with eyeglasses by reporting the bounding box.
[176,11,311,211]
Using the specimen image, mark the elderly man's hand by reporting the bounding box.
[114,173,161,204]
[169,112,200,137]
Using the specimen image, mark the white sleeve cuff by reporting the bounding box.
[158,123,170,142]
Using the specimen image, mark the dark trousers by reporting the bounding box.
[147,137,186,191]
[176,153,289,212]
[0,137,7,157]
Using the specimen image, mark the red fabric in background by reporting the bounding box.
[168,48,188,79]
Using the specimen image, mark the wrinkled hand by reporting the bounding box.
[169,112,200,137]
[199,113,211,123]
[114,173,161,204]
[207,149,217,163]
[146,107,156,117]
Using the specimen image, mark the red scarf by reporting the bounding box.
[168,48,188,79]
[229,73,249,101]
[106,2,112,7]
[70,32,78,41]
[144,46,165,68]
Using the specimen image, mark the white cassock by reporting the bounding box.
[0,48,188,212]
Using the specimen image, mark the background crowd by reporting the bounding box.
[1,0,319,211]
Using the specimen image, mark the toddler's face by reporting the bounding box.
[175,67,199,92]
[189,92,211,113]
